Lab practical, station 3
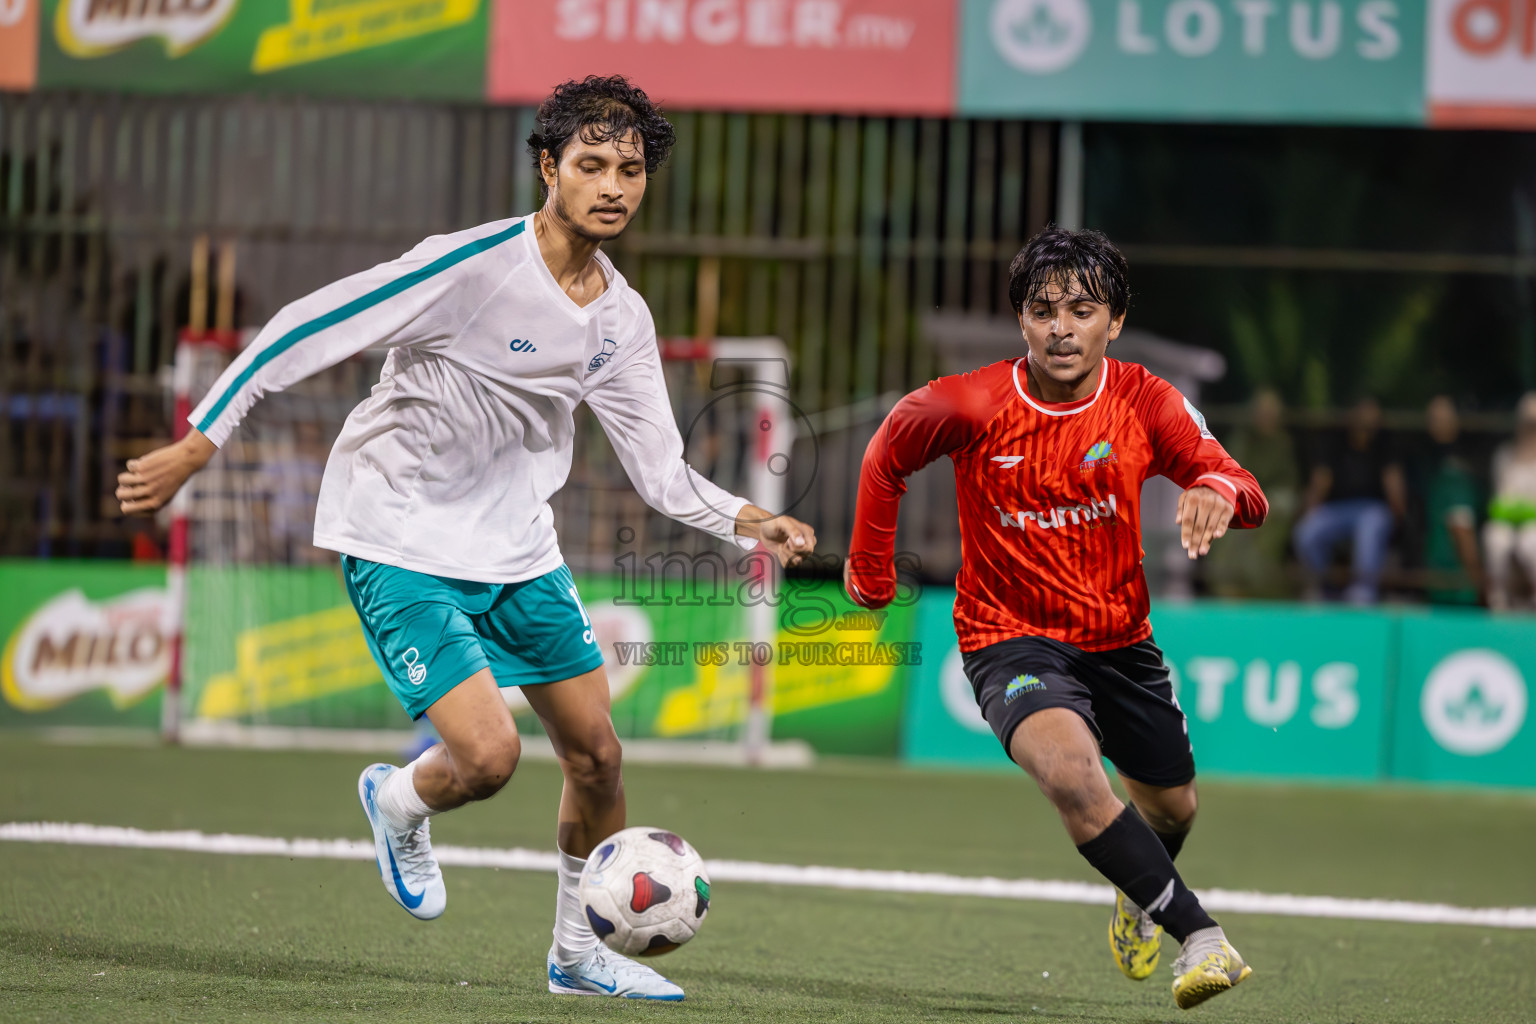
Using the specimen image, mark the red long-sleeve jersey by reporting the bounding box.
[847,356,1268,652]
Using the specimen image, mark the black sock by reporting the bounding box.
[1077,805,1216,943]
[1130,804,1189,861]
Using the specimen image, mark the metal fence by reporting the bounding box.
[0,91,1065,573]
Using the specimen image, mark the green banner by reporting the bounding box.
[903,594,1534,788]
[178,565,911,756]
[1153,603,1394,779]
[903,597,1395,779]
[1390,610,1536,788]
[958,0,1425,123]
[38,0,487,100]
[0,560,166,729]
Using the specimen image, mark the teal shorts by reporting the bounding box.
[341,556,605,720]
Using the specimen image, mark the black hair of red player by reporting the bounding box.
[526,75,677,197]
[1008,226,1131,321]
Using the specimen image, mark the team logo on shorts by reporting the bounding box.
[1080,440,1117,472]
[1004,674,1045,704]
[400,646,427,685]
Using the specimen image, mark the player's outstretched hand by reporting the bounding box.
[738,505,817,568]
[1176,484,1235,560]
[116,430,218,516]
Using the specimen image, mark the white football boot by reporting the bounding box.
[357,763,446,920]
[546,944,684,1000]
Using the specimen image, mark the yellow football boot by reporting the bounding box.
[1108,890,1162,980]
[1170,929,1253,1010]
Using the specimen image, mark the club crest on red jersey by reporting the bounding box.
[1079,440,1117,473]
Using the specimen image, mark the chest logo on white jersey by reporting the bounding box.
[587,338,617,373]
[991,455,1025,469]
[509,338,538,353]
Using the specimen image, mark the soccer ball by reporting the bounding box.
[578,826,711,957]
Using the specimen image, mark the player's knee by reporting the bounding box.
[457,733,521,801]
[562,733,623,794]
[1035,768,1108,821]
[1140,791,1198,832]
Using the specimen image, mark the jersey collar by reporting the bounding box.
[1012,356,1110,417]
[523,215,620,321]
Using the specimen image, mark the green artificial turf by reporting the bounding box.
[2,738,1534,1023]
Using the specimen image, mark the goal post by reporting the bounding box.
[659,337,798,766]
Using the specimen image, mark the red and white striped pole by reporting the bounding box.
[161,333,195,744]
[741,391,780,765]
[162,237,236,743]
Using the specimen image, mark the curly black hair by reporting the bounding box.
[1007,226,1130,320]
[526,76,676,196]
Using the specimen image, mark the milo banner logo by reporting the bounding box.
[0,563,170,726]
[55,0,239,57]
[3,587,167,711]
[38,0,488,100]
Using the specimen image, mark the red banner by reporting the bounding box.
[488,0,956,115]
[0,0,38,91]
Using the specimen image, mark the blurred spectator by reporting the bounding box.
[1416,396,1481,606]
[1293,397,1407,604]
[1206,389,1298,598]
[1484,392,1536,611]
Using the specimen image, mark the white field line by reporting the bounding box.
[5,821,1535,931]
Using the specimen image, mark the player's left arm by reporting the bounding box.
[1144,383,1269,560]
[583,317,815,569]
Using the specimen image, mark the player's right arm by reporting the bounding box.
[844,375,991,608]
[115,226,509,515]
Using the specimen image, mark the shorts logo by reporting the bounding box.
[1004,674,1045,704]
[1080,440,1117,473]
[401,646,427,685]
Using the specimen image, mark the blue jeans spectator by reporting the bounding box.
[1293,499,1394,603]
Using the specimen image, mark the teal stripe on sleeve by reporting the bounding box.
[196,219,526,434]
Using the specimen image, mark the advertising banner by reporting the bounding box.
[957,0,1425,123]
[904,597,1396,779]
[1427,0,1536,127]
[0,561,167,729]
[178,566,911,756]
[0,0,39,91]
[36,0,488,101]
[1390,610,1536,787]
[487,0,958,115]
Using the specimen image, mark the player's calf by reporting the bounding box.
[558,733,623,802]
[443,734,522,803]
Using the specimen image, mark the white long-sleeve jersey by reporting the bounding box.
[190,215,750,583]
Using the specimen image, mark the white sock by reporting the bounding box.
[375,760,433,831]
[553,848,599,964]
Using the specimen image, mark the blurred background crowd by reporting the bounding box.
[1205,389,1536,609]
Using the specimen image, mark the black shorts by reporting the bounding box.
[962,635,1195,788]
